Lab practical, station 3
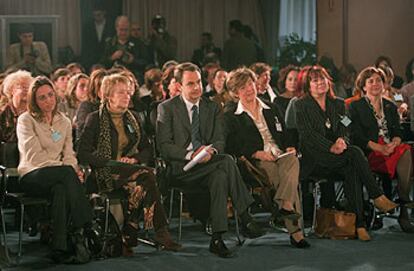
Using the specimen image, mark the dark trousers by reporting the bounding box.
[20,166,93,251]
[172,154,254,233]
[314,146,383,227]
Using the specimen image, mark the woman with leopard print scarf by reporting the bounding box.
[77,73,181,254]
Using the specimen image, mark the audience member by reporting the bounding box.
[17,76,92,263]
[0,70,33,142]
[156,62,264,258]
[58,73,89,123]
[273,65,300,116]
[375,55,404,89]
[6,24,52,76]
[295,65,397,241]
[250,62,277,103]
[349,66,414,233]
[51,68,71,101]
[335,63,356,99]
[77,73,181,253]
[202,62,220,97]
[224,67,309,248]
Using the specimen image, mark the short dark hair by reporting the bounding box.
[229,20,243,32]
[174,62,201,84]
[18,24,34,35]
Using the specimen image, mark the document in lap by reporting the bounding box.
[183,144,213,171]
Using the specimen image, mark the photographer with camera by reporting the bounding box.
[6,24,52,76]
[149,15,177,68]
[101,16,150,84]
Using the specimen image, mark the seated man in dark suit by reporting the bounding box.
[156,62,264,258]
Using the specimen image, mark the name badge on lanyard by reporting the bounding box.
[340,115,352,127]
[51,129,62,142]
[274,116,283,132]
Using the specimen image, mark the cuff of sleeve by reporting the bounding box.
[185,151,194,160]
[211,147,218,155]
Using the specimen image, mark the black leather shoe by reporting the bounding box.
[276,209,301,222]
[209,238,234,258]
[290,236,311,249]
[242,221,266,239]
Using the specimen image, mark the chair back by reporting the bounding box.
[0,142,19,168]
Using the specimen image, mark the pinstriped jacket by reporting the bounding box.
[295,95,349,178]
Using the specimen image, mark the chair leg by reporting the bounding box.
[233,209,243,246]
[310,182,321,234]
[178,191,183,241]
[297,184,305,233]
[169,189,174,221]
[104,197,110,235]
[18,203,24,259]
[0,207,11,264]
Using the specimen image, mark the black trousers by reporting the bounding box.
[313,146,383,227]
[20,166,93,251]
[172,154,254,233]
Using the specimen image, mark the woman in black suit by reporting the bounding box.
[225,67,309,248]
[349,66,414,232]
[295,65,397,241]
[77,73,180,253]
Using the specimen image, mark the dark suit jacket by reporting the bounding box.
[77,110,152,169]
[156,95,225,175]
[295,95,348,178]
[81,20,115,69]
[349,97,402,154]
[224,101,293,161]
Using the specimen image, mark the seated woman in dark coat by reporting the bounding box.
[224,67,309,248]
[349,66,414,233]
[295,65,397,241]
[273,65,300,118]
[77,73,180,253]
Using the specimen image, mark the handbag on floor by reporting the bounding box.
[315,208,356,240]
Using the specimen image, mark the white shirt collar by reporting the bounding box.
[181,95,200,113]
[234,98,270,115]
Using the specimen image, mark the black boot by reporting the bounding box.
[398,207,414,233]
[71,228,91,264]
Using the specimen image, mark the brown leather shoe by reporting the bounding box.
[373,195,398,213]
[356,227,371,242]
[155,228,182,252]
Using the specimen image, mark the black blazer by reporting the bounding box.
[224,101,293,161]
[81,20,115,69]
[295,95,348,178]
[156,95,225,175]
[349,97,402,154]
[77,110,152,169]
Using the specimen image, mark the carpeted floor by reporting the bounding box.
[1,213,413,271]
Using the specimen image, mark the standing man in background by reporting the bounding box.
[81,2,115,71]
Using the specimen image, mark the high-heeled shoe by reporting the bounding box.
[373,195,398,213]
[356,227,371,241]
[289,236,310,249]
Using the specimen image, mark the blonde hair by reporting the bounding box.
[2,70,33,99]
[100,73,133,105]
[226,67,257,94]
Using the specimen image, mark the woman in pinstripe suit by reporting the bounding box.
[295,65,397,241]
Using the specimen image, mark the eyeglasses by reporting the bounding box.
[36,91,55,102]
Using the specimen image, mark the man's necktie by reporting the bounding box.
[191,105,202,150]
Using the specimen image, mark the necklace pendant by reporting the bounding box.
[325,118,331,129]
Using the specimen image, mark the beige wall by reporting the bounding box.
[317,0,414,78]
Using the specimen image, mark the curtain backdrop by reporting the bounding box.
[123,0,266,62]
[0,0,81,55]
[279,0,316,43]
